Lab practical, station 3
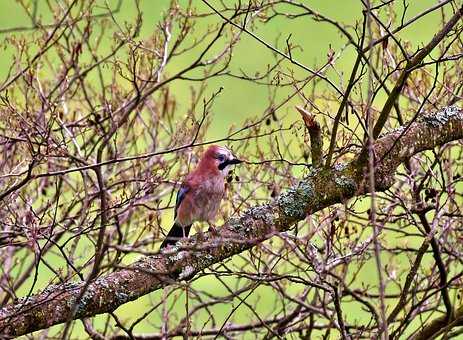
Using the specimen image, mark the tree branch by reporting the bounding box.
[296,106,323,167]
[370,6,462,141]
[411,305,463,340]
[0,106,462,337]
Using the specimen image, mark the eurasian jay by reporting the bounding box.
[160,145,242,248]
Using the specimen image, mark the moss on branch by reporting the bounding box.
[0,107,462,338]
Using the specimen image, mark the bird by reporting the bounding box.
[160,145,242,248]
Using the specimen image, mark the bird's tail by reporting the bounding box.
[160,222,192,249]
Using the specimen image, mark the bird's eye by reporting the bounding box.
[217,154,225,162]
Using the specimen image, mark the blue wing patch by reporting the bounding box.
[174,185,189,218]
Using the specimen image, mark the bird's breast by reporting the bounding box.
[194,178,225,221]
[195,179,225,203]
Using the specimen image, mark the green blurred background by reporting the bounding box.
[0,0,446,140]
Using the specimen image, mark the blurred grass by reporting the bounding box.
[0,0,451,338]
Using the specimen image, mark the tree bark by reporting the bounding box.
[0,106,462,338]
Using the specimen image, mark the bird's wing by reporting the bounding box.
[174,184,190,219]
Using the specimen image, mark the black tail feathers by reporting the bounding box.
[160,223,192,249]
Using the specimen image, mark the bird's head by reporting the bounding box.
[200,145,242,175]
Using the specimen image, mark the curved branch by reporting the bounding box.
[0,106,462,337]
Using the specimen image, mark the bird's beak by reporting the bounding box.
[227,158,242,165]
[218,157,242,170]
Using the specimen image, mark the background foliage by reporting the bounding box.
[0,1,461,339]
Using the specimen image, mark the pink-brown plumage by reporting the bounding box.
[160,145,241,248]
[176,162,225,226]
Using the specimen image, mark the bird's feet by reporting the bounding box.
[208,225,219,236]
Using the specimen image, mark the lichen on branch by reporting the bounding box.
[0,106,462,338]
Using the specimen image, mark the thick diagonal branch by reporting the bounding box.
[0,106,462,338]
